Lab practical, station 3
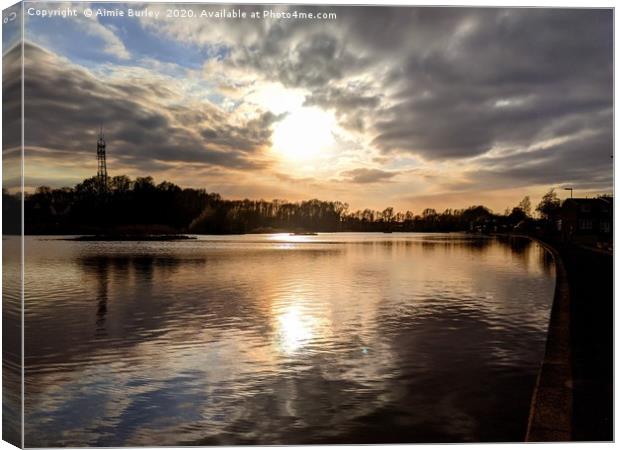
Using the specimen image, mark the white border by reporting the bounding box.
[0,1,615,449]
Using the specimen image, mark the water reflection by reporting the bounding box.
[90,258,109,338]
[24,233,555,446]
[3,236,22,445]
[277,304,315,354]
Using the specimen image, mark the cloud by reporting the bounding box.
[138,7,611,171]
[17,42,279,181]
[24,2,131,61]
[369,9,612,162]
[12,6,613,209]
[304,84,382,132]
[80,14,131,60]
[340,168,399,183]
[462,126,613,191]
[2,43,21,152]
[198,111,286,153]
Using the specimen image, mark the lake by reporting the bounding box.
[20,233,555,446]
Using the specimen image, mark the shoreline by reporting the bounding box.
[523,238,573,441]
[63,235,197,242]
[18,230,481,237]
[511,232,612,442]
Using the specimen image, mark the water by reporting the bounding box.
[19,233,555,446]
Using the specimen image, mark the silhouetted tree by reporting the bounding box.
[536,189,561,221]
[21,174,548,235]
[518,196,532,217]
[2,188,21,235]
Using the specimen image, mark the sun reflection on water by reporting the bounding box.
[277,306,312,353]
[275,303,331,355]
[267,233,318,244]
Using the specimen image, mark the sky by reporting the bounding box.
[4,3,613,213]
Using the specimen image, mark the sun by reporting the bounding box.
[272,107,335,161]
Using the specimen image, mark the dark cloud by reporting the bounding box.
[234,26,370,89]
[305,86,381,111]
[304,85,382,132]
[280,7,611,192]
[197,111,285,153]
[2,43,22,152]
[365,9,611,163]
[18,43,277,177]
[218,7,611,190]
[340,168,399,184]
[463,127,613,191]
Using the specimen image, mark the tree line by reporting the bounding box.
[2,175,565,235]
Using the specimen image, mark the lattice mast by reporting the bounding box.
[97,126,108,190]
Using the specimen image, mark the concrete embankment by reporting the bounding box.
[525,241,573,441]
[523,236,612,442]
[561,244,613,441]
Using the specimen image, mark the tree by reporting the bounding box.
[509,207,527,223]
[536,189,561,221]
[422,208,437,219]
[26,173,538,235]
[462,205,491,221]
[518,196,532,217]
[507,196,532,224]
[382,207,394,223]
[134,176,155,193]
[110,175,132,194]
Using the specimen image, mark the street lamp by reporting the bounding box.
[563,187,573,199]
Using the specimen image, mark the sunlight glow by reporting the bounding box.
[276,304,321,354]
[272,107,335,161]
[274,299,333,355]
[246,83,305,115]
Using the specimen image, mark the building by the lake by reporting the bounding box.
[558,197,612,248]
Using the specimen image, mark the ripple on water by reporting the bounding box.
[22,234,555,446]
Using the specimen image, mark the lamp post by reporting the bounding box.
[563,187,573,199]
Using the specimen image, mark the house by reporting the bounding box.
[559,197,612,245]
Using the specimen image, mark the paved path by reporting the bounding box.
[562,244,613,441]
